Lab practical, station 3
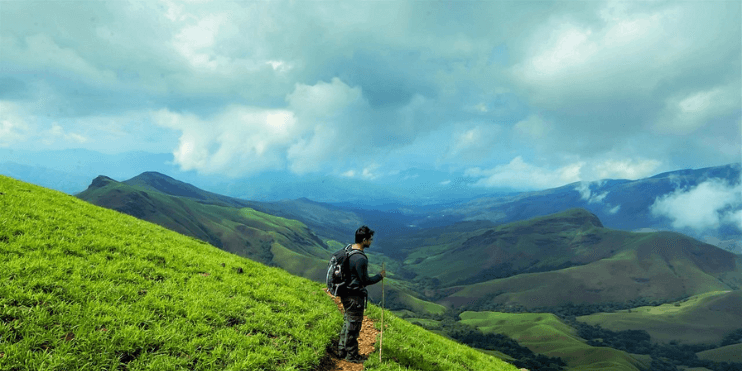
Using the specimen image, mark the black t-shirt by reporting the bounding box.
[343,249,382,295]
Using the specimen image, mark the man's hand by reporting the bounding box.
[380,270,386,278]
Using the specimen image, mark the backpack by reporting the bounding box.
[326,244,363,297]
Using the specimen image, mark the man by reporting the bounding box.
[337,225,386,363]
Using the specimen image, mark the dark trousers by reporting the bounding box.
[338,294,365,356]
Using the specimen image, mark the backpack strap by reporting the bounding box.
[347,247,365,259]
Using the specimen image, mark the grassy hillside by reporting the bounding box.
[77,175,332,281]
[697,344,742,363]
[0,175,520,371]
[577,291,742,345]
[396,209,742,310]
[122,172,363,243]
[78,175,447,317]
[459,312,650,371]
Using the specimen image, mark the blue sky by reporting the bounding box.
[1,0,740,193]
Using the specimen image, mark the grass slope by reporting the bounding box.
[427,210,742,310]
[0,175,519,371]
[77,176,331,281]
[122,172,362,243]
[697,344,742,363]
[78,176,447,316]
[459,312,650,371]
[577,291,742,345]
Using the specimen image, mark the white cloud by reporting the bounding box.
[513,114,550,139]
[361,165,379,180]
[445,124,502,161]
[0,102,31,147]
[506,1,740,166]
[725,209,742,230]
[41,123,88,145]
[153,77,388,176]
[655,83,741,135]
[1,34,118,88]
[440,180,452,186]
[590,158,662,180]
[511,2,706,105]
[173,14,225,70]
[575,181,609,204]
[650,179,742,232]
[152,106,297,176]
[608,205,621,214]
[286,78,363,119]
[467,156,583,190]
[339,164,379,180]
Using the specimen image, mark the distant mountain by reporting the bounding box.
[76,175,334,281]
[116,171,363,243]
[440,163,742,250]
[383,208,742,311]
[0,149,179,194]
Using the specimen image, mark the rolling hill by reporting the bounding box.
[577,290,742,345]
[458,311,651,371]
[0,174,521,371]
[120,171,364,243]
[382,208,742,311]
[76,173,446,317]
[76,174,333,281]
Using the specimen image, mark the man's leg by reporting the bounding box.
[338,295,364,360]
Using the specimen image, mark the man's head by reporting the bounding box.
[354,225,375,247]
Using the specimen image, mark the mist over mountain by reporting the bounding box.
[436,163,742,253]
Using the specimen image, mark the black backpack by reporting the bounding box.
[326,244,363,296]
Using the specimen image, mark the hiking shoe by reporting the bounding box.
[344,353,367,364]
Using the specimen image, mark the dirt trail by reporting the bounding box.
[323,290,380,371]
[321,290,528,371]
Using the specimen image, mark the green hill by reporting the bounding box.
[458,311,651,371]
[387,209,742,311]
[697,344,742,363]
[122,172,362,243]
[577,291,742,345]
[77,174,445,317]
[77,175,332,281]
[0,175,520,370]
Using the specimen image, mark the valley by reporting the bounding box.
[69,168,742,371]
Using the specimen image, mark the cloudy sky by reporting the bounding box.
[1,0,740,192]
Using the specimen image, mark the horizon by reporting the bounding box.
[1,1,740,197]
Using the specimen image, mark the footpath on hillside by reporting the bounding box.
[321,290,380,371]
[321,290,528,371]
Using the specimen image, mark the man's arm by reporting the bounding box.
[355,255,383,286]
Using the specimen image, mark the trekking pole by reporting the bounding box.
[380,261,385,362]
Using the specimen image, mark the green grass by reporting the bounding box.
[697,343,742,363]
[0,175,519,371]
[437,230,742,311]
[78,178,334,279]
[362,306,519,371]
[459,311,650,371]
[577,290,742,345]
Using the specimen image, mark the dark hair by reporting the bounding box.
[355,225,375,244]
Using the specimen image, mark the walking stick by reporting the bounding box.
[380,262,385,362]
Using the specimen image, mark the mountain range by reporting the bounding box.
[5,161,741,370]
[70,168,742,370]
[74,168,742,311]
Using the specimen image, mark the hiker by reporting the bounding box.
[337,225,386,363]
